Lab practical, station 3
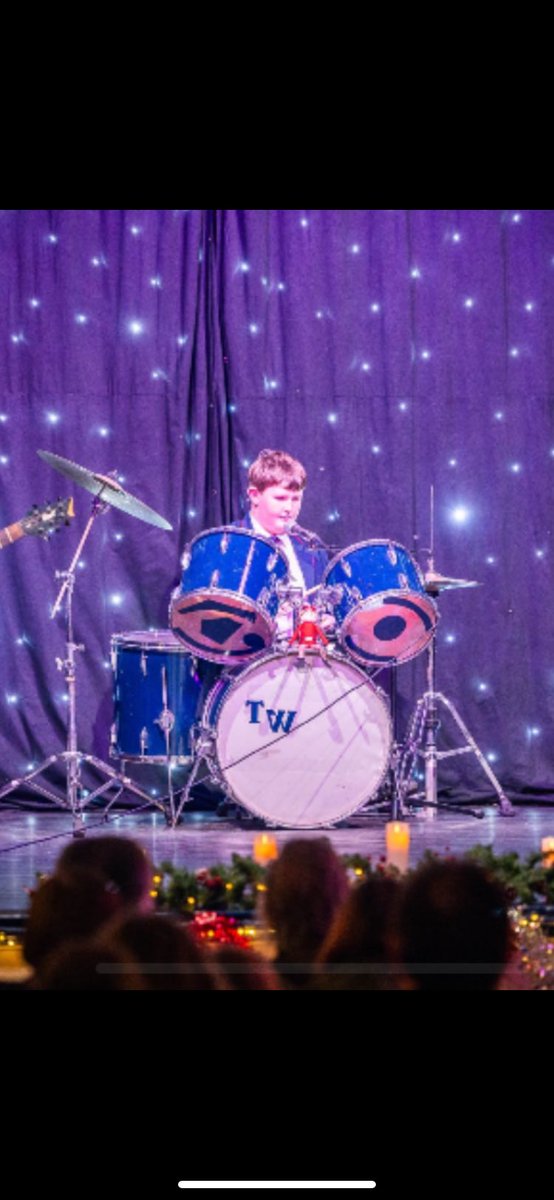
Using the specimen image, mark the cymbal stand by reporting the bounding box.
[397,486,515,818]
[0,487,165,836]
[398,625,514,817]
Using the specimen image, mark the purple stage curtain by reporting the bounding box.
[0,209,553,801]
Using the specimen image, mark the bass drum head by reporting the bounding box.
[212,650,391,827]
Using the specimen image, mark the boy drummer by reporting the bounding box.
[235,448,330,637]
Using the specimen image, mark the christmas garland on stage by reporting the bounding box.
[152,845,554,916]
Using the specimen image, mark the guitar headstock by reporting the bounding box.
[20,497,75,539]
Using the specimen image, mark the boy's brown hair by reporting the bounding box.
[248,449,306,493]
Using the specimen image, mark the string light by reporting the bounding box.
[450,505,471,526]
[127,319,145,336]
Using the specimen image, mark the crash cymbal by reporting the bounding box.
[424,570,481,594]
[37,450,173,531]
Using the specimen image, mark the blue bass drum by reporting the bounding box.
[323,540,438,666]
[110,630,202,761]
[170,527,288,665]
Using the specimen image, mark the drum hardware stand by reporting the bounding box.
[0,486,165,836]
[356,664,407,820]
[168,726,223,828]
[397,487,515,819]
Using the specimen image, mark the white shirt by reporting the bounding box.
[250,513,305,637]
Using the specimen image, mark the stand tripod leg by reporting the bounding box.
[433,693,515,816]
[170,754,205,829]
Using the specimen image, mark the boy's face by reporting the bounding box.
[248,483,303,536]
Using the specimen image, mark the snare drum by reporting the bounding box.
[202,648,391,827]
[170,527,288,665]
[324,540,437,666]
[111,630,202,761]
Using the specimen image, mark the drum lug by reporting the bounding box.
[181,547,191,571]
[220,531,229,554]
[140,726,149,755]
[387,542,398,565]
[140,650,148,676]
[340,557,352,578]
[210,569,220,588]
[154,708,175,734]
[398,572,408,589]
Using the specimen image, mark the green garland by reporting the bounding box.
[152,844,554,916]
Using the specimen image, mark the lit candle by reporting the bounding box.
[385,822,410,872]
[541,837,554,868]
[253,834,279,864]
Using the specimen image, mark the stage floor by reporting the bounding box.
[1,799,553,914]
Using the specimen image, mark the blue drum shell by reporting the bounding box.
[111,630,202,761]
[180,527,287,615]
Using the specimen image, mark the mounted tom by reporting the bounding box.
[170,526,289,664]
[323,539,438,666]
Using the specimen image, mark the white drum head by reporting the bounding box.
[213,651,391,827]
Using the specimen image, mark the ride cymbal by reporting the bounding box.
[37,450,173,531]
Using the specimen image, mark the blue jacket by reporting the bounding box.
[234,514,329,591]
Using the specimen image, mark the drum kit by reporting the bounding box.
[0,456,514,836]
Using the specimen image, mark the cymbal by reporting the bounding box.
[37,451,173,531]
[424,570,481,594]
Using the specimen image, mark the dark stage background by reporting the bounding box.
[1,209,553,801]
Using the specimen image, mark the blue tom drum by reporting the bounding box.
[323,539,438,666]
[110,630,202,761]
[170,527,289,665]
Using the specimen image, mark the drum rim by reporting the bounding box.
[202,647,393,827]
[170,586,279,664]
[183,525,289,571]
[111,630,190,652]
[110,750,193,764]
[323,538,424,583]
